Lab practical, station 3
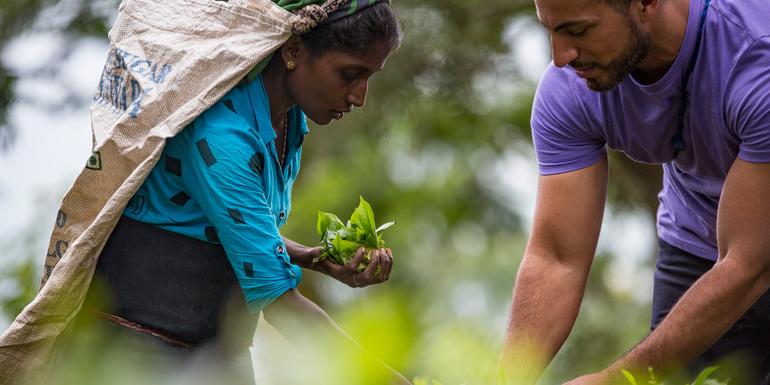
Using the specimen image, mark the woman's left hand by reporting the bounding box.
[314,247,393,288]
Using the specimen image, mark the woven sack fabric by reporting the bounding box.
[0,0,294,383]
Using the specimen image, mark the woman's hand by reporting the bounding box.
[314,247,393,288]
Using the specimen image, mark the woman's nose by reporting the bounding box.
[551,35,579,68]
[347,80,368,108]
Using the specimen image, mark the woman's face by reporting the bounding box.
[286,40,392,125]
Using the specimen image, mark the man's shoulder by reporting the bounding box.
[534,64,602,121]
[538,63,578,95]
[537,64,575,108]
[711,0,770,40]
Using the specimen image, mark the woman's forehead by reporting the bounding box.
[317,43,391,73]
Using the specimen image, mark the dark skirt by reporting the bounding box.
[73,215,258,384]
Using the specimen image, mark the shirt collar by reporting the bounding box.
[246,75,310,143]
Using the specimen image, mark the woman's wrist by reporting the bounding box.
[300,246,323,271]
[285,239,321,270]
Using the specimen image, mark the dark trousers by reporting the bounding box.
[652,239,770,384]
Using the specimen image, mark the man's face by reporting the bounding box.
[536,0,651,91]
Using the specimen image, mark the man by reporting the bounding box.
[497,0,770,384]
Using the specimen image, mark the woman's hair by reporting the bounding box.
[301,3,402,57]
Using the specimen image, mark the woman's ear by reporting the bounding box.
[281,35,304,69]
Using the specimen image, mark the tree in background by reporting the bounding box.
[0,0,666,383]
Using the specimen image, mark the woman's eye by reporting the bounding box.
[340,71,357,82]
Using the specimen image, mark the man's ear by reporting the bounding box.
[281,35,304,65]
[637,0,659,23]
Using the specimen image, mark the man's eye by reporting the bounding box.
[567,27,589,36]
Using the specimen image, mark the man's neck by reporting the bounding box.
[634,0,691,84]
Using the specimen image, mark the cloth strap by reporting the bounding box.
[671,0,711,158]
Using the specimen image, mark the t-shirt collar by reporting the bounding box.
[628,0,704,94]
[246,75,309,144]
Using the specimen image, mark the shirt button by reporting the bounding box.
[276,245,285,254]
[279,210,286,220]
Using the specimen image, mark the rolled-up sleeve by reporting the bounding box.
[180,123,301,313]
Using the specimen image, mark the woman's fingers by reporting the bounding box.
[360,250,381,282]
[347,247,366,270]
[380,248,393,281]
[321,247,394,287]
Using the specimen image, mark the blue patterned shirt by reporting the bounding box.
[124,75,307,312]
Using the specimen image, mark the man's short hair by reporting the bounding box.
[598,0,632,11]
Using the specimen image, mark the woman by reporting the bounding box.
[79,1,408,384]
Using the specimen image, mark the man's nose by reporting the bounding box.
[551,35,579,68]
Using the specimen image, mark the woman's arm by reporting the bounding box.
[263,289,411,385]
[282,237,320,269]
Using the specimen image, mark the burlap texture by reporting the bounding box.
[0,0,294,383]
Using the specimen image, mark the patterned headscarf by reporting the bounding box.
[286,0,390,34]
[246,0,390,80]
[276,0,389,18]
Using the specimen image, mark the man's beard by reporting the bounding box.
[575,20,651,92]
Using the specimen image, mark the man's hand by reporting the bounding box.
[314,247,393,287]
[562,369,626,385]
[577,160,770,382]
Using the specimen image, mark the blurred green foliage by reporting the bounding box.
[0,0,670,383]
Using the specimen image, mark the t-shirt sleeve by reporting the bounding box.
[180,123,301,313]
[531,64,606,175]
[725,36,770,163]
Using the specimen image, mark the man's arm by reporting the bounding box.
[498,156,608,384]
[567,159,770,384]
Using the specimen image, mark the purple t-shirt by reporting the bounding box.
[531,0,770,261]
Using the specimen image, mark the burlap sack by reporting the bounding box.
[0,0,302,382]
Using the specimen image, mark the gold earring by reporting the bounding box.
[286,60,296,71]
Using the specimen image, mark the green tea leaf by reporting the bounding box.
[621,370,638,385]
[316,196,395,267]
[316,211,344,237]
[364,233,379,248]
[376,221,396,234]
[332,236,361,263]
[690,366,719,385]
[351,196,376,235]
[355,227,367,242]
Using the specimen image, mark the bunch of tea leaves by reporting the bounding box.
[315,196,395,269]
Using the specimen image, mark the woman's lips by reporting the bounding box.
[332,107,352,120]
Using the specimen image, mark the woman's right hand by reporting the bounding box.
[315,247,393,288]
